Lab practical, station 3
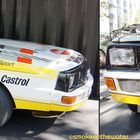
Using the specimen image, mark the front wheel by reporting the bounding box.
[0,86,13,127]
[128,104,139,113]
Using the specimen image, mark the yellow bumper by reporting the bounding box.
[14,99,86,112]
[111,93,140,105]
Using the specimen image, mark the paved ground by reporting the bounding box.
[100,95,140,140]
[0,99,98,140]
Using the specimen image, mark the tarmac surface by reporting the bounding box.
[0,100,98,140]
[100,96,140,139]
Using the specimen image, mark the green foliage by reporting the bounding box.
[100,0,115,18]
[100,39,110,51]
[101,39,109,46]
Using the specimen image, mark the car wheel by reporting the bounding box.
[128,104,139,113]
[0,85,13,127]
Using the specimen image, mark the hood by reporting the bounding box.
[112,34,140,43]
[0,39,84,71]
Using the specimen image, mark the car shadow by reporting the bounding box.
[129,112,140,131]
[0,110,56,138]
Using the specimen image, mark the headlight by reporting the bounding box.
[109,47,135,66]
[55,59,89,92]
[55,73,76,92]
[68,74,75,89]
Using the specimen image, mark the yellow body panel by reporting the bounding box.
[14,98,86,112]
[111,93,140,105]
[0,59,58,79]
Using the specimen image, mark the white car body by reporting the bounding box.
[0,39,93,112]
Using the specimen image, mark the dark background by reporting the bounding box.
[0,0,98,98]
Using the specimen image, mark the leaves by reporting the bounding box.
[100,0,115,18]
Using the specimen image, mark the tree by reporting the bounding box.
[131,4,140,24]
[100,0,115,18]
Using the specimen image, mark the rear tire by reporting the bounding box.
[128,104,139,113]
[0,85,13,127]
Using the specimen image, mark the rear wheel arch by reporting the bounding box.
[128,104,139,113]
[0,82,15,108]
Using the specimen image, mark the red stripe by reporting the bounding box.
[61,50,70,55]
[20,48,33,55]
[17,56,32,64]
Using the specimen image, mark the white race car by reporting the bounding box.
[0,39,93,127]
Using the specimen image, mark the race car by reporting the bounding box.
[104,35,140,113]
[0,39,93,127]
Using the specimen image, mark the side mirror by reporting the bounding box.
[100,49,106,69]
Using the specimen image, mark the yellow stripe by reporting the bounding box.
[14,99,86,112]
[0,59,58,79]
[111,93,140,105]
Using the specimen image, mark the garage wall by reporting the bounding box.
[0,0,98,97]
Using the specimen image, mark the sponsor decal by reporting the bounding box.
[66,55,84,64]
[0,59,58,79]
[1,75,30,86]
[0,60,14,67]
[50,49,70,55]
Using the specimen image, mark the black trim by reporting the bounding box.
[55,59,89,92]
[106,43,139,70]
